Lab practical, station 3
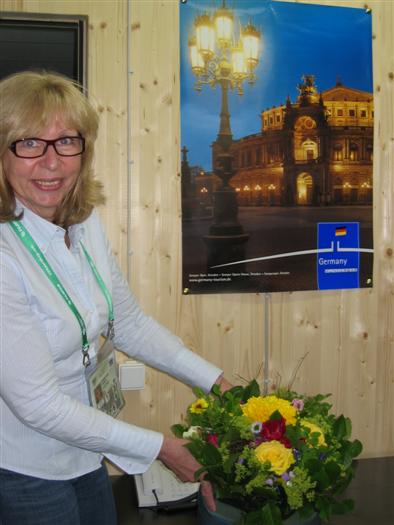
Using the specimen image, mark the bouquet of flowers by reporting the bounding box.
[172,380,362,525]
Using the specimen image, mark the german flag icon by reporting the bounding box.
[335,226,347,236]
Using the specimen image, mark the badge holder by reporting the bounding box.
[85,323,125,418]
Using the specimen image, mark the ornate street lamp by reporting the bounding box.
[187,0,261,268]
[188,2,260,150]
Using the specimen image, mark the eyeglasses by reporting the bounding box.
[9,136,85,159]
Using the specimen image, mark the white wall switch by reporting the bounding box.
[119,360,145,390]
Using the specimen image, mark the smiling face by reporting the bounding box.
[2,118,82,223]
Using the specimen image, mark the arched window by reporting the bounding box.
[302,140,317,161]
[333,143,343,161]
[296,173,313,205]
[349,143,359,161]
[255,148,261,165]
[366,143,373,161]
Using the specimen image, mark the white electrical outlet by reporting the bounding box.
[118,360,145,390]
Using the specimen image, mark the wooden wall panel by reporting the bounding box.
[1,0,392,461]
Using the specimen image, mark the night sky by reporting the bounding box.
[180,0,373,170]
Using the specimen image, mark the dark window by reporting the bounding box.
[337,109,343,116]
[349,109,355,117]
[360,110,367,118]
[366,143,373,161]
[0,13,87,85]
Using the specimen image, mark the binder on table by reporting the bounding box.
[133,460,200,511]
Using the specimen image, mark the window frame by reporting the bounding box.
[0,11,87,87]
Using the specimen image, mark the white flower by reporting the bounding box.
[182,425,202,439]
[251,421,263,434]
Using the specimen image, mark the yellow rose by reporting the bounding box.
[190,398,209,414]
[301,420,326,446]
[255,440,295,475]
[241,395,297,425]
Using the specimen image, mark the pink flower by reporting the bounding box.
[292,399,304,411]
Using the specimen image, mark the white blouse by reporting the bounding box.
[0,205,222,479]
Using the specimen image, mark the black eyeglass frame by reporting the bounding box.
[9,136,86,159]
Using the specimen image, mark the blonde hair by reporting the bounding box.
[0,70,105,226]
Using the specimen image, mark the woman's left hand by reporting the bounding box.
[157,436,216,512]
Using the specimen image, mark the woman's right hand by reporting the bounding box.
[157,436,216,512]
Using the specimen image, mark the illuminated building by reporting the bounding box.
[219,75,373,206]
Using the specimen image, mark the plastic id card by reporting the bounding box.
[86,337,125,418]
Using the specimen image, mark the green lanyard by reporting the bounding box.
[9,220,114,367]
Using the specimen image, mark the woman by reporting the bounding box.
[0,70,231,525]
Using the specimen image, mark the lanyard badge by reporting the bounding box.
[85,322,125,418]
[9,221,125,418]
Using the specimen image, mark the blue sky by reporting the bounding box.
[180,0,373,170]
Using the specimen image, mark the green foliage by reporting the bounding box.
[333,415,351,440]
[260,501,283,525]
[284,467,316,510]
[171,423,186,438]
[174,380,362,524]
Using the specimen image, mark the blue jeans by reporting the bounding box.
[0,464,117,525]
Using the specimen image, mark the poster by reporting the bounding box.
[180,0,373,294]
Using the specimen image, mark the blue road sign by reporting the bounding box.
[317,222,360,290]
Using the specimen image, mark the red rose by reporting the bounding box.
[261,417,291,448]
[207,433,219,448]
